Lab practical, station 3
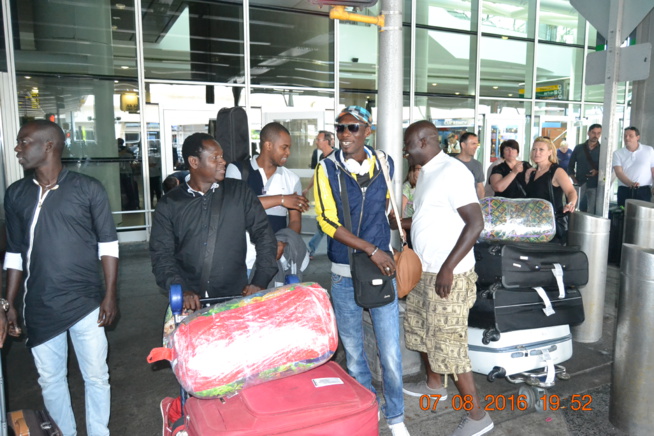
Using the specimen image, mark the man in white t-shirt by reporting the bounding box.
[226,122,309,271]
[612,126,654,207]
[400,120,493,436]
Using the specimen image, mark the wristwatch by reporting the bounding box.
[0,298,9,312]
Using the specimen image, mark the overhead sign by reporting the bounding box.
[585,43,652,85]
[570,0,654,41]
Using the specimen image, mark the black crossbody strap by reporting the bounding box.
[199,186,224,296]
[583,143,598,171]
[338,169,355,265]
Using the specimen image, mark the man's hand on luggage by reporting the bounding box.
[242,284,262,297]
[183,291,201,311]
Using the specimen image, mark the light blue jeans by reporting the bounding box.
[330,274,404,425]
[31,308,110,436]
[307,224,325,256]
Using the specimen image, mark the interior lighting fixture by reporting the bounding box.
[116,3,126,9]
[121,66,129,69]
[493,86,498,89]
[508,93,513,97]
[432,83,438,86]
[25,76,31,79]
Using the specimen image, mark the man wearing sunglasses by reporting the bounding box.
[314,106,409,436]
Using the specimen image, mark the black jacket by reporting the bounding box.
[150,178,278,298]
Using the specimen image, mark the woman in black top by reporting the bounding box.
[489,140,531,198]
[525,137,578,243]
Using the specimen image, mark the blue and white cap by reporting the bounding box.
[336,105,372,125]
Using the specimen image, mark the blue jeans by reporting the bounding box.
[31,308,110,436]
[307,224,325,256]
[330,274,404,425]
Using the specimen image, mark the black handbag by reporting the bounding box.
[548,169,569,244]
[338,170,395,309]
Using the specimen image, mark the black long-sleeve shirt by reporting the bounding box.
[150,178,278,298]
[4,169,118,347]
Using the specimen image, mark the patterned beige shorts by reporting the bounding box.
[404,269,477,378]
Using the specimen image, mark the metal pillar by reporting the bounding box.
[596,0,623,218]
[377,0,403,212]
[623,199,654,249]
[567,212,610,343]
[610,243,654,434]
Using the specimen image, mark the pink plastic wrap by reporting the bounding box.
[147,282,338,399]
[479,197,555,243]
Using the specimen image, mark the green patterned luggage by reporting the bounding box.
[479,197,555,243]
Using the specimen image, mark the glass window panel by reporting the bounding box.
[143,1,243,82]
[585,82,627,104]
[413,95,475,151]
[536,44,583,101]
[15,76,150,228]
[405,0,478,32]
[250,88,334,197]
[533,101,580,148]
[480,37,533,98]
[11,0,137,77]
[479,99,531,164]
[249,7,333,89]
[482,0,535,39]
[340,22,377,91]
[414,29,476,96]
[538,0,584,45]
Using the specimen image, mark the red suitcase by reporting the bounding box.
[183,362,378,436]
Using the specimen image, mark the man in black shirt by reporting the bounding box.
[568,124,601,214]
[150,133,277,310]
[3,120,119,436]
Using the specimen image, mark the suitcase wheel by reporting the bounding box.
[487,366,506,382]
[482,329,501,345]
[518,385,546,413]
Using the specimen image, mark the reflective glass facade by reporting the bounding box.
[0,0,632,240]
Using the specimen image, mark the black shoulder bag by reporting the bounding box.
[338,169,395,309]
[547,168,568,244]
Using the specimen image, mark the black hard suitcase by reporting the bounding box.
[214,107,250,164]
[468,284,585,337]
[474,241,589,289]
[608,208,624,265]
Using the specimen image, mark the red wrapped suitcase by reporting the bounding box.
[183,362,378,436]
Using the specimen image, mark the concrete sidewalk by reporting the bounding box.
[1,241,627,436]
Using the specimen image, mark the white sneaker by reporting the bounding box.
[389,422,411,436]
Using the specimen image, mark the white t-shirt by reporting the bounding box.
[226,156,302,269]
[412,151,479,274]
[613,144,654,187]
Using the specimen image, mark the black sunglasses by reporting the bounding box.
[336,123,363,133]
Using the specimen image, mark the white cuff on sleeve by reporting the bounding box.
[3,252,23,271]
[98,241,119,259]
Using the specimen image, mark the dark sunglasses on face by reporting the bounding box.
[336,123,363,133]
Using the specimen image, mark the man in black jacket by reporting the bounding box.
[150,133,278,310]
